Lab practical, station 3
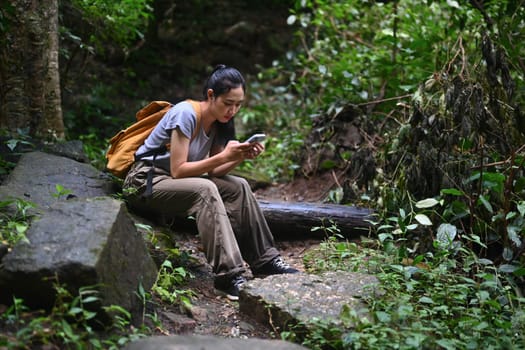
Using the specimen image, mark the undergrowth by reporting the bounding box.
[297,189,525,349]
[0,282,150,349]
[300,234,525,349]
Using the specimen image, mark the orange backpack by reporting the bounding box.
[106,99,201,178]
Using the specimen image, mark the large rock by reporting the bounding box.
[0,151,156,323]
[0,197,157,322]
[0,151,114,214]
[123,334,308,350]
[240,271,380,334]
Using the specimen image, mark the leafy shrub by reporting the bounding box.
[69,0,153,54]
[299,230,525,349]
[0,197,35,248]
[0,283,150,349]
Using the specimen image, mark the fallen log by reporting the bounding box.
[143,199,375,241]
[258,200,375,240]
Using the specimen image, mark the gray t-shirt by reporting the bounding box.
[135,100,217,172]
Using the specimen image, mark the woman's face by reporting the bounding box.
[211,86,244,124]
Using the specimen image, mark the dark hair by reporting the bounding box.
[203,65,245,145]
[202,64,246,99]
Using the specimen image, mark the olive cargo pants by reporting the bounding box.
[123,161,280,279]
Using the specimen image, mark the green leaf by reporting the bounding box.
[481,172,506,193]
[507,226,522,247]
[446,0,460,9]
[6,139,19,151]
[478,258,494,265]
[84,310,97,320]
[61,319,77,340]
[517,201,525,217]
[478,195,493,214]
[479,290,490,302]
[376,224,394,231]
[503,247,514,261]
[82,296,99,304]
[137,282,146,299]
[473,321,489,331]
[437,223,457,245]
[415,214,432,226]
[415,198,439,208]
[161,260,173,269]
[320,159,337,169]
[378,233,393,242]
[499,264,517,273]
[375,311,391,322]
[68,307,83,315]
[512,268,525,277]
[436,338,459,349]
[441,188,463,196]
[419,296,434,304]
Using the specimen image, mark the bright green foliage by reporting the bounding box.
[275,1,469,112]
[0,283,150,349]
[298,148,525,347]
[152,259,194,308]
[243,0,524,182]
[70,0,154,53]
[0,198,35,248]
[51,184,73,200]
[283,0,523,113]
[238,81,308,181]
[300,232,525,349]
[374,162,525,271]
[136,223,196,309]
[442,166,525,266]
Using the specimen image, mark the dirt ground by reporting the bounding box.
[253,172,340,203]
[148,179,330,340]
[153,235,319,340]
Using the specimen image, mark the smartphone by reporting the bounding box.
[245,133,266,143]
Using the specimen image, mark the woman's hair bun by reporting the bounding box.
[212,64,227,73]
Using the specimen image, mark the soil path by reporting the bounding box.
[152,235,321,339]
[147,184,327,339]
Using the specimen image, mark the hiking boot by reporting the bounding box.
[214,274,246,301]
[252,256,299,276]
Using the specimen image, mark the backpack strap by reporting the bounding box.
[186,99,202,139]
[141,99,202,198]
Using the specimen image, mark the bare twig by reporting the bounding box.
[471,144,525,169]
[331,169,342,188]
[357,94,412,107]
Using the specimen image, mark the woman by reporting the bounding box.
[123,65,298,300]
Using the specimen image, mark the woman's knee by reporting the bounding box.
[222,175,250,194]
[195,178,221,201]
[234,175,250,188]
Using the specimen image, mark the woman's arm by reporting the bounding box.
[207,143,242,177]
[169,128,253,178]
[208,141,264,177]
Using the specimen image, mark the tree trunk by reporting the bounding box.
[0,0,64,140]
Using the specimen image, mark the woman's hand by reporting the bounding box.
[223,140,264,161]
[244,141,264,159]
[206,140,265,177]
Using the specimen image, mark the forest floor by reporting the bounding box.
[144,176,333,340]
